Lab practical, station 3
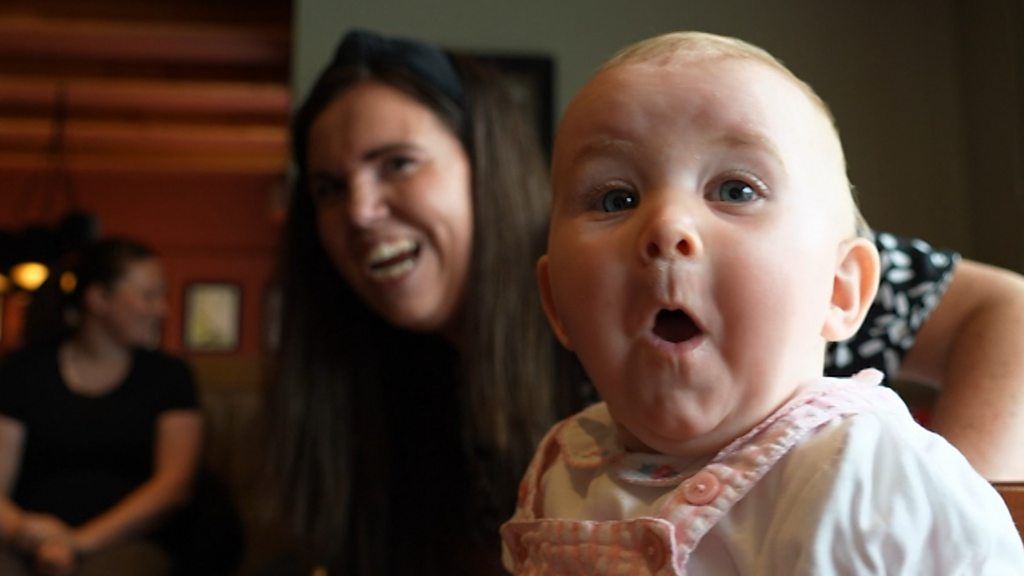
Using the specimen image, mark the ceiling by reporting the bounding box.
[0,0,292,176]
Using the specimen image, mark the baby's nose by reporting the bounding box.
[639,211,702,263]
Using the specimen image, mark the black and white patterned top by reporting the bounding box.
[825,232,960,380]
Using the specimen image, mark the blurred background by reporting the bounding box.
[1,0,1021,572]
[296,0,1023,272]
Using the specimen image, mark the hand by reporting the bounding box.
[34,537,78,576]
[13,513,71,551]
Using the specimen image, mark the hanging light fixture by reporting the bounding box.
[0,214,98,294]
[0,83,99,294]
[10,262,49,291]
[60,270,77,294]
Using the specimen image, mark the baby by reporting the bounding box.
[501,32,1023,574]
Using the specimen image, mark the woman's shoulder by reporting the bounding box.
[129,348,198,403]
[131,347,192,374]
[0,343,59,376]
[0,345,61,416]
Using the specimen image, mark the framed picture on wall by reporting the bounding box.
[183,282,241,352]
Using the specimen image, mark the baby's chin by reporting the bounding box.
[616,410,735,458]
[616,422,659,453]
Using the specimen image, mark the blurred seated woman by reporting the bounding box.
[0,238,202,576]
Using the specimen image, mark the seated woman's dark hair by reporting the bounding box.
[23,237,155,347]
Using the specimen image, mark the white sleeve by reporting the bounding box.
[757,413,1024,575]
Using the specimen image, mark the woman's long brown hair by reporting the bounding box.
[262,49,576,572]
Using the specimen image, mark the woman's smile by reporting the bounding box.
[308,81,474,334]
[364,238,422,281]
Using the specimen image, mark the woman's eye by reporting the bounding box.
[600,189,639,212]
[382,156,416,176]
[712,180,759,204]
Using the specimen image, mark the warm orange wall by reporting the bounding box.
[1,172,283,359]
[0,292,30,352]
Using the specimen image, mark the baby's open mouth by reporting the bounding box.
[366,239,421,280]
[653,309,701,344]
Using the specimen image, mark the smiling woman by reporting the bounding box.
[261,29,575,575]
[307,81,474,336]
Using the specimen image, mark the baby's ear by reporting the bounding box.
[822,237,880,342]
[536,255,573,350]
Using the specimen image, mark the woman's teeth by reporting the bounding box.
[366,239,420,280]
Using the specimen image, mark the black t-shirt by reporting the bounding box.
[0,345,198,526]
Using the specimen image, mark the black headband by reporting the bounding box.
[331,29,465,111]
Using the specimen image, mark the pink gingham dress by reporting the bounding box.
[500,370,1024,575]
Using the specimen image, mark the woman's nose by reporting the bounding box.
[153,296,169,318]
[346,179,389,227]
[140,296,168,323]
[638,205,703,263]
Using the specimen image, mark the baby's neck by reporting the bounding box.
[617,422,657,454]
[617,368,828,458]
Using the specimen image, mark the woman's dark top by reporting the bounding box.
[379,336,499,574]
[0,345,198,526]
[826,232,959,378]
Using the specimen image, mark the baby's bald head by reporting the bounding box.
[575,31,864,235]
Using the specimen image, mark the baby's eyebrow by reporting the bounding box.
[711,131,787,174]
[571,136,637,160]
[558,137,638,177]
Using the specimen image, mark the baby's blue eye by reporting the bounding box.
[601,189,638,212]
[714,180,758,203]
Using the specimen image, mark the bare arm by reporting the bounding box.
[2,414,80,570]
[0,414,26,543]
[70,409,203,554]
[899,259,1024,481]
